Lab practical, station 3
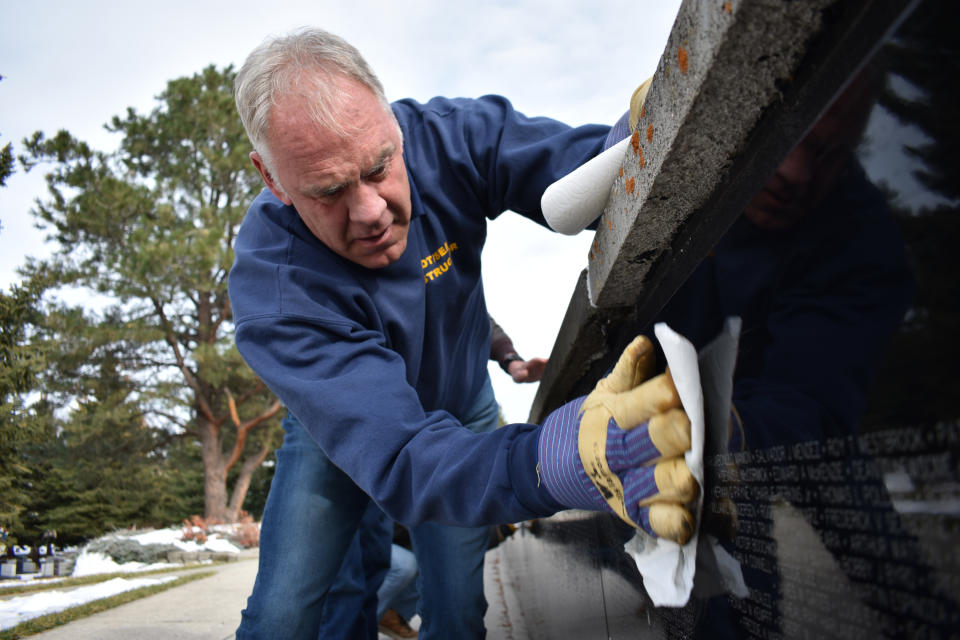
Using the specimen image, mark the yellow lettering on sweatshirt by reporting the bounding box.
[421,241,459,283]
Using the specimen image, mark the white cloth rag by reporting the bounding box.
[625,318,745,606]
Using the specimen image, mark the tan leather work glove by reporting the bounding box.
[537,335,698,544]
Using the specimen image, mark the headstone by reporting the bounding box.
[0,560,16,579]
[510,1,960,638]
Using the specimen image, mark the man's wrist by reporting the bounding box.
[500,353,523,373]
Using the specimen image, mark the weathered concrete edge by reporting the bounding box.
[589,0,837,308]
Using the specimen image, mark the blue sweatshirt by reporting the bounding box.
[229,95,608,527]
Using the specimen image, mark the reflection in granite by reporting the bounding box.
[497,0,959,637]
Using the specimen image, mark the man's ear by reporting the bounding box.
[250,151,293,206]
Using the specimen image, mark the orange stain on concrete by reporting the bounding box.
[646,124,653,143]
[678,46,689,75]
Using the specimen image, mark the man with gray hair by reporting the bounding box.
[230,27,699,639]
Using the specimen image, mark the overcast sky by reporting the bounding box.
[0,0,682,423]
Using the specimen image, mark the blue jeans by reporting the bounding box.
[319,502,392,639]
[378,543,418,620]
[237,376,500,639]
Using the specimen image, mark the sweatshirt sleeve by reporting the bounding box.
[489,315,520,369]
[233,311,563,527]
[396,95,610,228]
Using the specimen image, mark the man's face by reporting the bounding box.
[744,94,865,230]
[252,77,412,269]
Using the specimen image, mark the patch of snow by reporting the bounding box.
[0,577,65,589]
[129,528,240,554]
[71,550,179,577]
[0,575,177,630]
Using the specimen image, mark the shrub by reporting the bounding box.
[233,511,260,549]
[180,515,217,545]
[86,537,176,564]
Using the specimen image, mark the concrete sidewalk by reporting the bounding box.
[28,547,518,639]
[31,551,259,640]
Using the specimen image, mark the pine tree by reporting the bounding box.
[20,65,282,522]
[861,0,960,428]
[0,141,11,188]
[876,0,960,203]
[0,273,51,535]
[15,319,189,543]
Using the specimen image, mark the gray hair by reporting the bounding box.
[234,27,393,174]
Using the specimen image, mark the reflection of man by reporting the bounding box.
[646,75,913,636]
[643,72,912,448]
[743,73,880,231]
[230,28,700,640]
